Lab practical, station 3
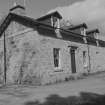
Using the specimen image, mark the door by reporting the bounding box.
[70,49,76,73]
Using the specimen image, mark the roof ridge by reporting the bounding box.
[0,12,104,47]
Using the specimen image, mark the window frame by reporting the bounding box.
[53,48,61,69]
[83,51,88,68]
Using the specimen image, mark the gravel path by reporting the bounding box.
[0,72,105,105]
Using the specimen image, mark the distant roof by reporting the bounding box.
[86,29,99,35]
[36,11,62,21]
[68,23,88,30]
[10,5,25,11]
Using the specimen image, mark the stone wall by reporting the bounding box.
[89,46,105,73]
[0,23,105,85]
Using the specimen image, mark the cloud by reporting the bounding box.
[50,0,105,36]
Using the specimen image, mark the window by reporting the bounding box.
[94,33,98,39]
[81,28,86,36]
[81,28,87,43]
[53,48,60,67]
[94,33,99,46]
[83,51,87,67]
[51,16,60,28]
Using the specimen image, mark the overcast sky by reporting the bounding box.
[0,0,105,37]
[0,0,82,18]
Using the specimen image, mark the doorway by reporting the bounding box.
[70,48,76,73]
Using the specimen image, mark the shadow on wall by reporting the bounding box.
[24,92,105,105]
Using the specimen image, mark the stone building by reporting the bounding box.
[0,3,105,85]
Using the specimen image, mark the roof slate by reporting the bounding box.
[0,12,104,47]
[36,11,62,21]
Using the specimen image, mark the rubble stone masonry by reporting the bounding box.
[0,22,105,85]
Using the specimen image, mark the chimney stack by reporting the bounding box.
[9,0,26,16]
[8,0,26,34]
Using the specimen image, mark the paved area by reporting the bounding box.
[0,72,105,105]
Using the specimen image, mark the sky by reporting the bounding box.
[50,0,105,37]
[0,0,105,38]
[0,0,82,18]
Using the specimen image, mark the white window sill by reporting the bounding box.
[54,67,63,72]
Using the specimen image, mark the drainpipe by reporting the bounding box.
[3,31,7,85]
[83,28,91,73]
[87,44,91,73]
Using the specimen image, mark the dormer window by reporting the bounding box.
[81,28,86,36]
[36,11,62,28]
[95,30,99,47]
[53,17,60,29]
[68,23,87,35]
[51,16,54,27]
[86,29,99,46]
[51,16,58,27]
[68,23,87,43]
[94,30,99,39]
[86,29,99,38]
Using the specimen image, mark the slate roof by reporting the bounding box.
[68,23,88,30]
[36,11,62,21]
[86,29,100,35]
[0,11,105,47]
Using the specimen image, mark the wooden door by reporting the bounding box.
[70,49,76,73]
